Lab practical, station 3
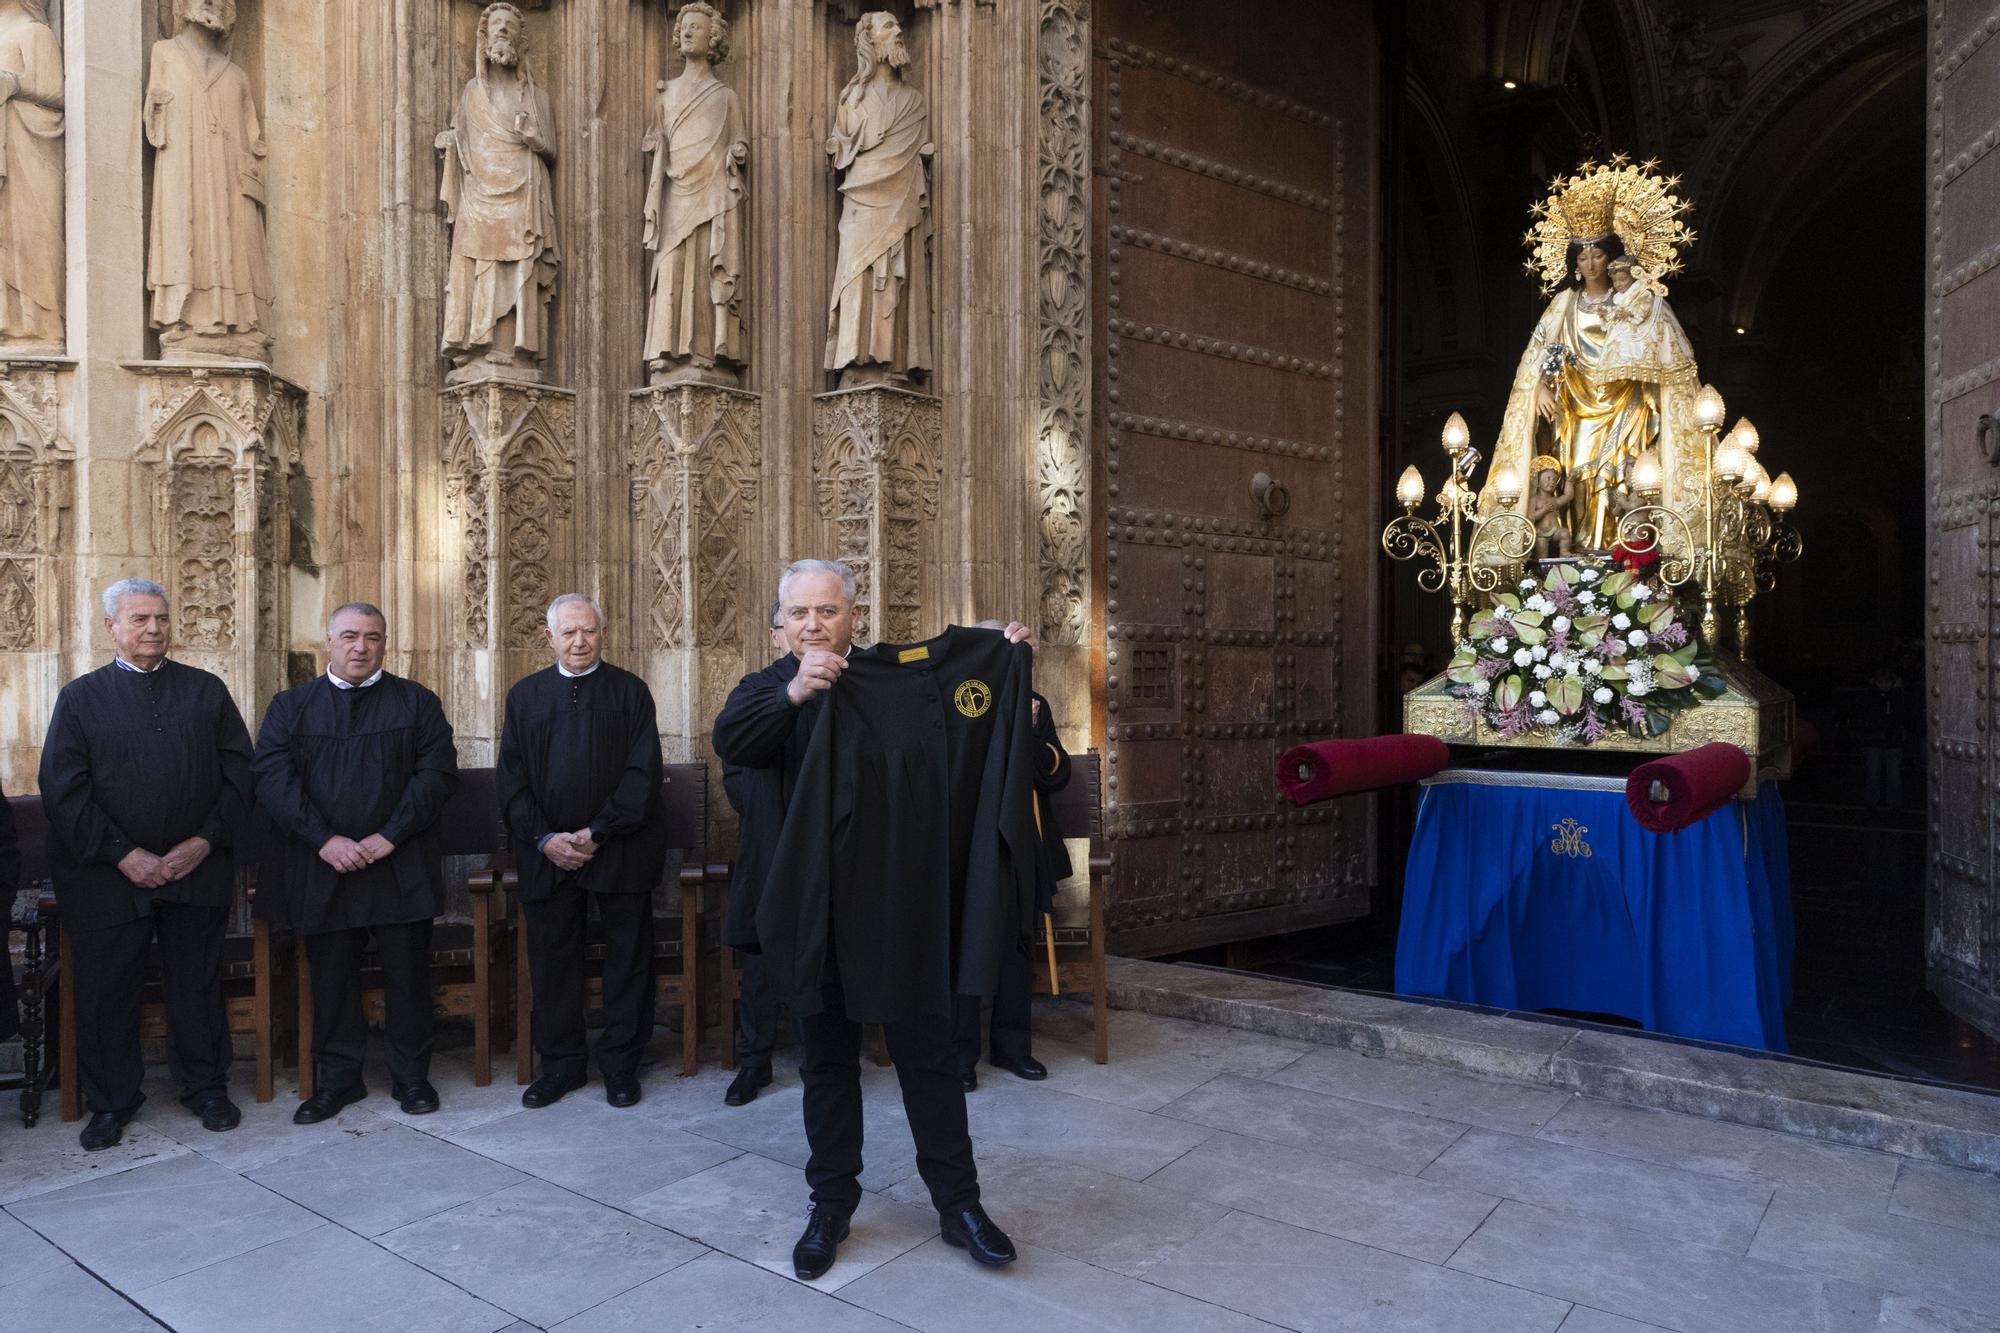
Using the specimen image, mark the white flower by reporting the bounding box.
[1627,680,1653,697]
[1553,615,1571,631]
[1528,594,1554,614]
[1532,645,1548,661]
[1578,590,1597,605]
[1582,658,1602,675]
[1494,606,1513,622]
[1513,648,1533,667]
[1472,679,1491,696]
[1548,651,1570,669]
[1627,630,1648,647]
[1593,686,1614,705]
[1490,636,1509,653]
[1535,708,1560,725]
[1529,689,1547,706]
[1631,584,1654,601]
[1533,664,1552,680]
[1581,567,1601,582]
[1612,612,1631,630]
[1519,578,1535,591]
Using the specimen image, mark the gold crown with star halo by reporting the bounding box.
[1523,155,1697,295]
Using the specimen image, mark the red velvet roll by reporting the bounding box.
[1275,734,1451,806]
[1625,742,1751,833]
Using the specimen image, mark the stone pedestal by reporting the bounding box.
[440,377,578,762]
[628,381,763,761]
[810,382,943,646]
[125,360,306,718]
[0,356,74,789]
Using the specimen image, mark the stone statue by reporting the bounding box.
[0,0,62,353]
[641,1,747,386]
[438,2,559,385]
[825,11,933,387]
[145,0,274,361]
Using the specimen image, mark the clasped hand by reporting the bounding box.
[318,833,396,875]
[542,828,598,873]
[118,835,212,889]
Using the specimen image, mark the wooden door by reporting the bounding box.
[1927,0,2000,1037]
[1093,0,1381,955]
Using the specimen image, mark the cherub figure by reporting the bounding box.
[1526,455,1571,558]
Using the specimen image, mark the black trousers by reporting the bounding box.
[952,942,1033,1069]
[69,901,230,1116]
[522,886,655,1081]
[798,950,978,1218]
[734,950,775,1073]
[305,920,433,1091]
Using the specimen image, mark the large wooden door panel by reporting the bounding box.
[1095,1,1378,955]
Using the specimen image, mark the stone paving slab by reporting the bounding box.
[1889,1157,2000,1237]
[446,1096,741,1204]
[0,1114,192,1206]
[1158,1071,1469,1174]
[553,1250,914,1332]
[247,1121,528,1236]
[1748,1185,2000,1317]
[3,1262,170,1333]
[1267,1044,1575,1135]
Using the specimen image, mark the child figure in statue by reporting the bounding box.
[1527,456,1571,559]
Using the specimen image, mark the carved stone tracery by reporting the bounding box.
[1036,0,1090,646]
[0,360,69,652]
[811,384,942,645]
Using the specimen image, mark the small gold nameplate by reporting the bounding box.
[1549,817,1592,859]
[898,646,931,663]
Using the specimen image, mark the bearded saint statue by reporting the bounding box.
[437,1,559,384]
[824,11,933,387]
[641,1,747,386]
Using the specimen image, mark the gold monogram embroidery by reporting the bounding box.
[953,679,992,718]
[1550,817,1592,859]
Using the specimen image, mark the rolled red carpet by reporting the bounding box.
[1275,734,1450,806]
[1625,742,1751,833]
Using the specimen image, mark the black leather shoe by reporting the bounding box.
[959,1065,978,1093]
[194,1094,242,1133]
[521,1071,586,1108]
[392,1081,440,1115]
[992,1054,1048,1082]
[792,1204,850,1281]
[605,1076,641,1108]
[293,1083,366,1125]
[79,1108,136,1152]
[724,1065,772,1107]
[940,1205,1016,1267]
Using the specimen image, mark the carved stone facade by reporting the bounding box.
[810,384,943,646]
[1035,0,1090,647]
[128,362,305,711]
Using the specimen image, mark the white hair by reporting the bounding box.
[777,559,856,608]
[546,593,604,632]
[326,601,386,635]
[102,578,168,620]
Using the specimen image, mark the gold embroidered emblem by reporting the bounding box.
[1549,817,1592,859]
[953,679,992,718]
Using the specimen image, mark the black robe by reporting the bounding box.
[251,673,459,933]
[755,626,1039,1024]
[711,652,820,951]
[37,661,253,931]
[1028,690,1074,916]
[498,662,669,901]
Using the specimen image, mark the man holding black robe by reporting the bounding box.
[39,578,253,1150]
[499,594,667,1110]
[713,558,1033,1281]
[253,602,458,1124]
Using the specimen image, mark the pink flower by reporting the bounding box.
[1581,710,1610,743]
[1655,622,1688,648]
[1476,655,1508,679]
[1620,698,1649,728]
[1548,628,1572,654]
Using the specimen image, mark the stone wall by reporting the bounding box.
[1,0,1089,824]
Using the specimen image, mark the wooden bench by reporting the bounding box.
[5,795,62,1126]
[511,760,714,1083]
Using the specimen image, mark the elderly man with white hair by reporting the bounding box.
[39,578,254,1150]
[498,593,668,1109]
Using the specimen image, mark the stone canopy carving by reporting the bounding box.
[145,0,275,361]
[642,1,748,387]
[825,11,933,387]
[438,1,560,385]
[0,0,63,353]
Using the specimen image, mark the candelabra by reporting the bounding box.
[1615,386,1803,659]
[1382,412,1537,643]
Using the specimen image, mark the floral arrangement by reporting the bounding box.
[1445,561,1724,743]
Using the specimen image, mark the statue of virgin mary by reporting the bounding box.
[1485,158,1702,551]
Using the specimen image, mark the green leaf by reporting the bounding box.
[1639,600,1675,629]
[1511,610,1545,628]
[1549,675,1586,715]
[1600,570,1634,598]
[1545,564,1577,589]
[1597,663,1629,682]
[1513,623,1547,646]
[1646,708,1674,737]
[1495,675,1524,710]
[1617,586,1639,610]
[1654,656,1698,689]
[1671,643,1699,668]
[1573,614,1609,635]
[1494,592,1522,610]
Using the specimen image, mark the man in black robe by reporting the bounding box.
[713,559,1031,1280]
[253,602,458,1124]
[719,599,788,1108]
[499,594,668,1110]
[39,578,253,1150]
[953,621,1072,1089]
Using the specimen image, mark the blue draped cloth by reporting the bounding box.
[1395,771,1791,1051]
